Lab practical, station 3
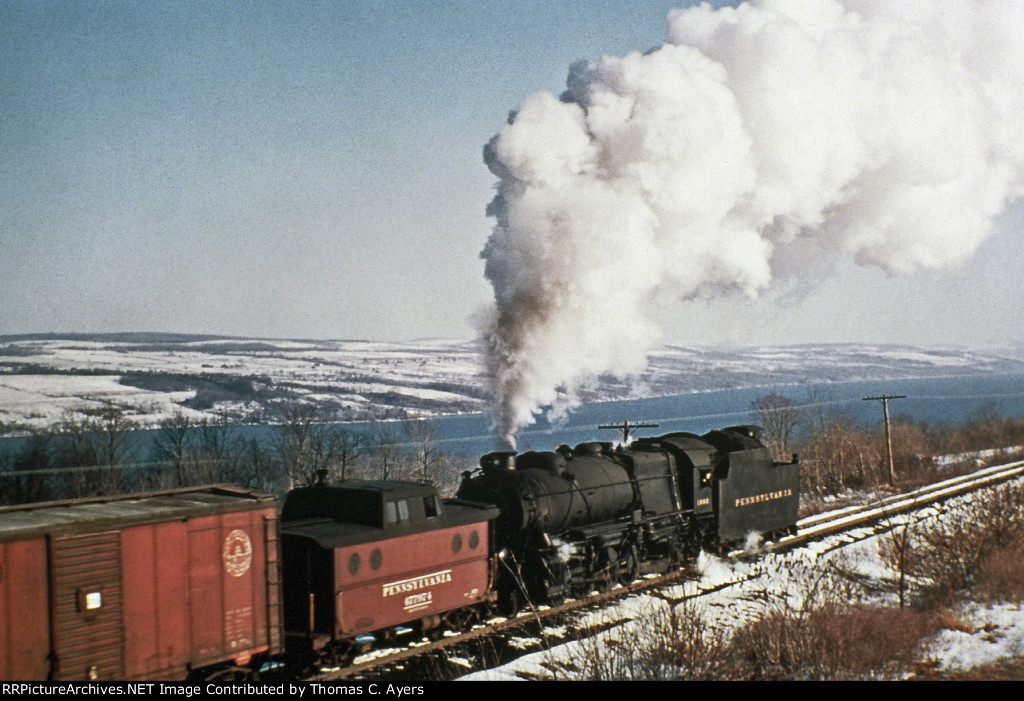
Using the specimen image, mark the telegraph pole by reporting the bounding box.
[598,420,659,444]
[862,394,906,484]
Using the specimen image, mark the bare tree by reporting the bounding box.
[234,436,282,492]
[334,427,367,482]
[95,404,137,467]
[404,418,443,485]
[196,411,239,484]
[753,393,800,462]
[154,410,196,487]
[92,404,137,495]
[7,433,55,504]
[880,507,925,609]
[54,412,101,498]
[369,422,404,481]
[275,403,348,488]
[799,388,872,495]
[276,403,319,489]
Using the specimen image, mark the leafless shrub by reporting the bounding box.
[974,542,1024,603]
[729,603,934,680]
[543,600,732,681]
[907,484,1024,603]
[770,392,1024,499]
[931,606,974,634]
[726,562,933,680]
[542,556,943,681]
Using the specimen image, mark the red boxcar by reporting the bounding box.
[0,485,282,681]
[280,480,497,659]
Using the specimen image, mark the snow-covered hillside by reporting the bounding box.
[1,333,1022,435]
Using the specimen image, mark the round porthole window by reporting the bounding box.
[451,533,463,553]
[469,530,479,550]
[348,553,361,575]
[370,549,382,570]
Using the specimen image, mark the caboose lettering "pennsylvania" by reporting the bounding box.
[381,569,452,597]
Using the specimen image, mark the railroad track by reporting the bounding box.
[782,459,1024,547]
[307,459,1024,681]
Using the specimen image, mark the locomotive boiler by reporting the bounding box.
[458,426,799,611]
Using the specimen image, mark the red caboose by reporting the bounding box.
[0,485,282,681]
[279,480,497,661]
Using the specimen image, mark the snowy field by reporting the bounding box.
[459,485,1024,681]
[2,334,1022,435]
[0,335,485,433]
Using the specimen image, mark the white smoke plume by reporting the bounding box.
[480,0,1024,447]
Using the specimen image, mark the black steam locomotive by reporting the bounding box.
[458,426,799,612]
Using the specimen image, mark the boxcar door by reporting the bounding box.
[48,531,125,680]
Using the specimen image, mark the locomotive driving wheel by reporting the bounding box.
[586,546,613,592]
[685,527,704,559]
[615,544,638,586]
[498,585,522,618]
[663,535,686,573]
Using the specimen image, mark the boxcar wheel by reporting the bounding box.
[203,666,258,682]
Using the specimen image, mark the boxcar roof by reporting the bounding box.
[0,484,277,542]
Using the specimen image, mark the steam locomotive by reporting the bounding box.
[458,426,799,613]
[1,425,798,680]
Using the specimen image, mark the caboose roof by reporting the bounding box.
[280,480,497,549]
[280,480,437,522]
[278,502,495,548]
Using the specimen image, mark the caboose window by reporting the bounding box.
[385,500,410,524]
[423,495,438,518]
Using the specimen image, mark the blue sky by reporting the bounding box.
[2,1,1022,347]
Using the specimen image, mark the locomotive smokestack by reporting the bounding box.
[480,451,517,472]
[480,0,1024,445]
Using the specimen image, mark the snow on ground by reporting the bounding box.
[927,603,1024,672]
[0,336,487,431]
[458,486,1024,681]
[3,335,1023,435]
[0,374,202,430]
